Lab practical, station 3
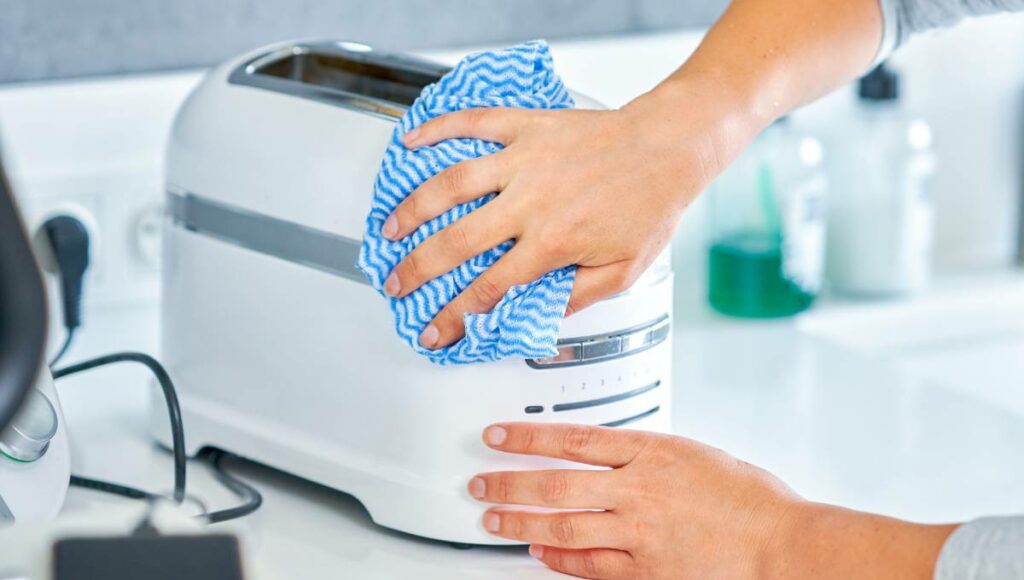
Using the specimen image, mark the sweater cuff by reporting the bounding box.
[934,516,1024,580]
[872,0,901,67]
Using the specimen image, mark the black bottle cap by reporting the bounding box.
[858,63,900,101]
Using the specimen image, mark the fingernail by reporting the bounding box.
[403,127,420,145]
[529,545,545,559]
[484,425,507,446]
[381,216,398,239]
[385,273,401,296]
[419,324,440,348]
[468,477,486,499]
[483,513,500,533]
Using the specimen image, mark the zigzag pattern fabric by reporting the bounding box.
[357,41,576,365]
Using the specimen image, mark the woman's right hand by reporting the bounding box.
[383,76,762,350]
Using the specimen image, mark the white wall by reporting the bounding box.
[1,20,1022,323]
[798,13,1024,271]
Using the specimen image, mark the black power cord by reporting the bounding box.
[53,354,263,524]
[42,215,90,368]
[49,329,75,368]
[53,352,187,504]
[69,450,263,525]
[198,449,263,524]
[70,474,159,501]
[43,209,261,524]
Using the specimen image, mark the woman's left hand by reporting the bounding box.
[468,423,956,580]
[468,422,802,580]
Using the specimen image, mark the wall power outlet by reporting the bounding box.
[15,166,164,314]
[0,70,203,334]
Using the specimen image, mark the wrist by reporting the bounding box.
[764,502,958,580]
[622,72,768,190]
[756,499,814,580]
[650,65,778,134]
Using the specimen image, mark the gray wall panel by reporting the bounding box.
[0,0,727,84]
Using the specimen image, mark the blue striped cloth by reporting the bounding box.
[357,41,576,365]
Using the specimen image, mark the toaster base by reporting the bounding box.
[155,385,670,545]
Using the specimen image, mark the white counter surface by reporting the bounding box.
[17,270,1021,579]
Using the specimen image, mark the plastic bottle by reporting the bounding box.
[826,63,935,296]
[707,119,828,318]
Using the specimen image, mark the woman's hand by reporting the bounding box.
[381,81,760,349]
[469,423,957,580]
[379,0,890,351]
[468,422,800,579]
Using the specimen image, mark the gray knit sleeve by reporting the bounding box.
[874,0,1024,64]
[934,516,1024,580]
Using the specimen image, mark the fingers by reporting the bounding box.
[566,261,639,317]
[482,423,650,468]
[530,545,634,580]
[382,153,511,241]
[402,107,534,149]
[468,469,616,510]
[384,200,517,299]
[419,243,554,349]
[483,509,626,550]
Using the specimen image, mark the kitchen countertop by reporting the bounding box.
[23,269,1024,579]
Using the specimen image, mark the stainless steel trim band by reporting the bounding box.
[527,315,671,369]
[167,191,367,284]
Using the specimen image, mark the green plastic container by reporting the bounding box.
[706,120,826,318]
[708,233,815,318]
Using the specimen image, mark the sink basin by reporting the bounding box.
[799,274,1024,414]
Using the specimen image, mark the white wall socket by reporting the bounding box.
[14,167,163,318]
[0,70,202,326]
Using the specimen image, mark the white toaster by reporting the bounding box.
[156,40,674,545]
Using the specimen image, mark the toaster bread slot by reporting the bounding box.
[229,42,449,120]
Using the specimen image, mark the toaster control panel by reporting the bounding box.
[527,315,670,369]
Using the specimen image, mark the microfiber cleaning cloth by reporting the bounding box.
[357,40,576,365]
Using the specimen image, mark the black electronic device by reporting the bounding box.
[0,152,49,434]
[53,534,245,580]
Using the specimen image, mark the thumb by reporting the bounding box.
[565,261,636,317]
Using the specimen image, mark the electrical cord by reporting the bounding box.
[43,215,90,369]
[49,328,75,368]
[70,474,159,501]
[53,352,187,504]
[42,211,261,523]
[198,449,264,524]
[54,353,262,523]
[131,501,163,538]
[69,449,263,525]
